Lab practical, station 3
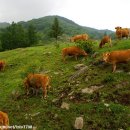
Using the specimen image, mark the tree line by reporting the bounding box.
[0,22,38,51]
[0,17,62,51]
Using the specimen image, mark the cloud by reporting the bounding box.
[0,0,130,30]
[0,0,67,22]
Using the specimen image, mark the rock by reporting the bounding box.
[74,117,84,129]
[54,72,60,75]
[43,52,52,55]
[68,91,74,96]
[115,70,124,73]
[11,90,21,100]
[104,103,110,107]
[40,70,51,74]
[61,102,70,110]
[81,87,93,94]
[115,84,122,88]
[116,81,129,88]
[52,98,59,103]
[81,85,104,94]
[75,84,79,87]
[84,77,89,82]
[91,52,99,58]
[68,66,88,82]
[32,126,37,130]
[74,64,86,70]
[54,114,58,118]
[31,112,40,117]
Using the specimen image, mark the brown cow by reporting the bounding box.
[0,61,5,71]
[70,34,89,42]
[102,49,130,72]
[62,46,88,61]
[115,26,130,39]
[99,36,112,48]
[24,73,51,98]
[0,111,9,130]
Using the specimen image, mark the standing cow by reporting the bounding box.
[99,35,112,48]
[62,46,88,61]
[70,34,89,42]
[102,49,130,72]
[0,111,9,130]
[115,26,130,39]
[0,61,5,71]
[24,73,51,98]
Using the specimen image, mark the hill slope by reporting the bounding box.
[0,40,130,129]
[18,15,114,39]
[0,16,115,39]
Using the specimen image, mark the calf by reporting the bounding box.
[70,34,89,42]
[24,73,51,98]
[0,61,5,71]
[102,49,130,72]
[62,46,88,61]
[0,111,9,130]
[99,36,112,48]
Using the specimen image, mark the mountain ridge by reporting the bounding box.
[0,15,115,39]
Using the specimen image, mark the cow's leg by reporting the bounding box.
[112,63,116,72]
[62,54,66,62]
[25,85,30,95]
[42,86,47,99]
[4,118,9,130]
[35,88,39,96]
[74,55,78,60]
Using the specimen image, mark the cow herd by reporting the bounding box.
[0,26,130,128]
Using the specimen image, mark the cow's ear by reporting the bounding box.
[107,53,110,56]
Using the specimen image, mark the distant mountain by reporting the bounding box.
[0,16,115,39]
[0,22,10,29]
[18,15,115,39]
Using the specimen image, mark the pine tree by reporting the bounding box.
[50,17,62,43]
[27,25,38,46]
[1,22,27,50]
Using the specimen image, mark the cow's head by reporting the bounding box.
[102,52,110,62]
[70,37,74,42]
[115,26,122,30]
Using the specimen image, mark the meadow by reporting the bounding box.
[0,39,130,130]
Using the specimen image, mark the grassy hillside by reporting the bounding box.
[0,40,130,129]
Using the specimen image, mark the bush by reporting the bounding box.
[103,74,115,83]
[75,40,96,54]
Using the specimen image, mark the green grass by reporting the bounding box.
[0,40,130,130]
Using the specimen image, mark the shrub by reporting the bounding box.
[103,74,115,83]
[75,40,96,54]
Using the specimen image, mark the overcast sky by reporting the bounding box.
[0,0,130,31]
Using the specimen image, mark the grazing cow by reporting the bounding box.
[24,73,51,98]
[0,111,9,130]
[0,61,5,71]
[99,36,112,48]
[115,26,130,39]
[102,49,130,72]
[62,46,88,61]
[70,34,89,42]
